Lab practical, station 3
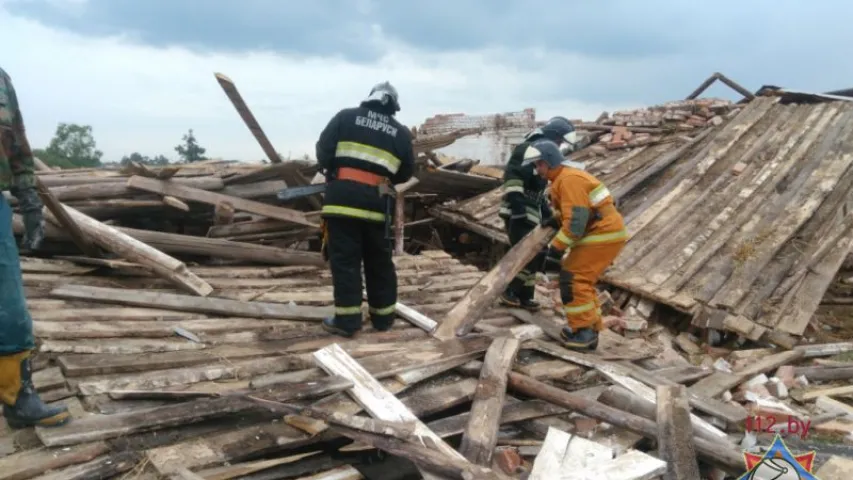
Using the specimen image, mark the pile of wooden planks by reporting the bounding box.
[5,237,853,478]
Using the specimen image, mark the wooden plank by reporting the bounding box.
[459,337,521,465]
[0,442,109,480]
[34,375,353,447]
[146,377,478,474]
[656,385,701,480]
[462,363,744,470]
[194,453,320,480]
[689,350,804,398]
[127,175,317,228]
[295,466,364,480]
[62,206,213,296]
[596,364,730,444]
[571,450,668,480]
[433,225,555,340]
[529,427,612,479]
[313,343,471,480]
[35,177,100,257]
[49,284,331,320]
[33,451,141,480]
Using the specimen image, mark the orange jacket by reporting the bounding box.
[546,165,626,251]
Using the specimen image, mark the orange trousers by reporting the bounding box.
[559,240,626,331]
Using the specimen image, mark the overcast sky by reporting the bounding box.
[1,0,850,163]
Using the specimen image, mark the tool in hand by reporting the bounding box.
[377,182,396,243]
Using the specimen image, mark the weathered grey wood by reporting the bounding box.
[63,206,213,296]
[34,376,352,447]
[49,284,331,320]
[313,343,470,480]
[330,423,507,480]
[570,450,668,480]
[433,225,555,340]
[529,427,612,480]
[458,337,521,465]
[0,441,110,480]
[33,451,141,480]
[458,362,744,470]
[689,350,804,398]
[656,385,701,480]
[127,175,318,228]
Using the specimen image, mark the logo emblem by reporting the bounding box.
[738,435,819,479]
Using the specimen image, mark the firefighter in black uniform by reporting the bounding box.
[499,116,582,310]
[316,81,415,338]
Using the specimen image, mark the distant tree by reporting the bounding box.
[36,123,103,168]
[120,152,171,166]
[174,129,207,163]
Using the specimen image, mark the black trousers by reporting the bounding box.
[326,216,397,332]
[504,219,544,302]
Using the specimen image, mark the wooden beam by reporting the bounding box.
[126,175,317,228]
[394,178,420,256]
[689,350,804,398]
[313,343,474,480]
[459,337,521,466]
[62,205,212,296]
[214,73,282,164]
[35,375,352,447]
[529,427,612,479]
[433,225,555,340]
[457,362,743,471]
[656,385,701,480]
[35,177,100,257]
[49,284,330,320]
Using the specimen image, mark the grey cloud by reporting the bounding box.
[5,0,853,105]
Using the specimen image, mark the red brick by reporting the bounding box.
[775,365,795,388]
[732,162,747,175]
[574,417,598,436]
[494,447,523,474]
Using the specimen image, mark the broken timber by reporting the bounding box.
[433,225,555,340]
[63,205,212,296]
[458,336,520,465]
[313,343,474,480]
[656,384,702,480]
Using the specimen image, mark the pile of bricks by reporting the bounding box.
[584,98,738,153]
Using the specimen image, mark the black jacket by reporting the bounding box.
[499,133,552,226]
[316,102,415,222]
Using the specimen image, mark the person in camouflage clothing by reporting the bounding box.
[0,66,70,428]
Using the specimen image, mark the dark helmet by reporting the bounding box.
[527,116,581,152]
[363,81,400,113]
[520,139,565,169]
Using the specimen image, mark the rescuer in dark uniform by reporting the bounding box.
[316,81,415,338]
[498,116,583,310]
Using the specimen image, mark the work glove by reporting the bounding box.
[542,246,563,273]
[541,215,560,230]
[13,186,45,251]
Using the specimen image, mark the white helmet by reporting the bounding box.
[364,81,400,113]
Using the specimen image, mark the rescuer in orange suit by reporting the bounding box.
[522,139,627,351]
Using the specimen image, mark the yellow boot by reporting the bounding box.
[0,350,70,429]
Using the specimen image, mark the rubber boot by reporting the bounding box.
[321,317,359,338]
[559,327,599,351]
[0,350,71,429]
[500,289,541,311]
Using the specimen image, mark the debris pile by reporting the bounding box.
[3,73,853,479]
[579,98,738,154]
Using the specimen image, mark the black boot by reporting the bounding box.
[1,352,70,429]
[499,289,523,308]
[321,317,359,338]
[500,289,541,311]
[559,327,599,351]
